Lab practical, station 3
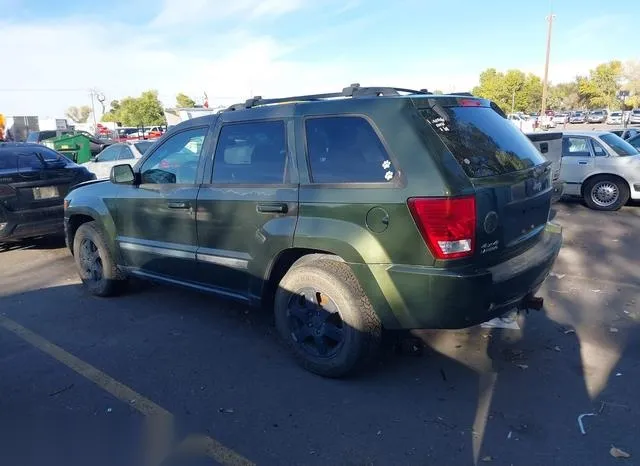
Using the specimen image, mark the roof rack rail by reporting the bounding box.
[224,83,432,111]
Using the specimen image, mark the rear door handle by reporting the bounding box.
[257,203,288,214]
[578,161,588,165]
[167,201,190,209]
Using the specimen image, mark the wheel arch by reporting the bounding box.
[581,172,631,197]
[260,248,343,309]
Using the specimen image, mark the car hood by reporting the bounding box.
[67,178,109,193]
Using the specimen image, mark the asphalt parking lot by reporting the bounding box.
[1,201,639,466]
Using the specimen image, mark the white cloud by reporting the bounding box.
[151,0,304,26]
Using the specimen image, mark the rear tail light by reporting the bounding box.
[0,185,16,198]
[407,196,476,260]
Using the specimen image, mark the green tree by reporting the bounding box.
[548,81,583,111]
[577,61,623,109]
[472,68,542,113]
[622,60,640,108]
[100,91,166,126]
[176,93,196,108]
[65,105,92,123]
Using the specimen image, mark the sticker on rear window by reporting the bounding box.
[384,171,394,181]
[382,160,391,169]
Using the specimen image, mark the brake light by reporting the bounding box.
[458,99,482,107]
[407,196,476,260]
[0,185,16,198]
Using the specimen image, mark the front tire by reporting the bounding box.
[73,221,125,296]
[274,259,382,378]
[583,176,629,211]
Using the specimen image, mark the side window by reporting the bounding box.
[562,137,591,157]
[118,146,135,160]
[17,153,43,171]
[212,121,286,184]
[140,127,207,185]
[591,139,608,157]
[305,116,395,183]
[97,145,121,162]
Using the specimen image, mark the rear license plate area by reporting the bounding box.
[33,186,59,200]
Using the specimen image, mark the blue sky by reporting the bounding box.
[1,0,638,116]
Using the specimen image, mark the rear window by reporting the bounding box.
[134,142,153,153]
[600,133,639,156]
[26,132,39,143]
[420,106,546,178]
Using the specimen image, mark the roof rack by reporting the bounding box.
[225,83,432,111]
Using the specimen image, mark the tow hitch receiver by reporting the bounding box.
[521,294,544,311]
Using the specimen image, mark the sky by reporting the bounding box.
[0,0,638,117]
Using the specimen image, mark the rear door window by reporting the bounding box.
[600,133,639,156]
[212,120,287,184]
[562,137,591,157]
[420,106,546,178]
[305,116,395,183]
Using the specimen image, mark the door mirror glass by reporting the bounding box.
[110,164,136,184]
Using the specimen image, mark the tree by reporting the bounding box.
[101,100,120,122]
[472,68,542,113]
[66,105,92,123]
[99,91,166,126]
[548,81,583,111]
[622,60,640,108]
[176,93,196,108]
[577,61,623,109]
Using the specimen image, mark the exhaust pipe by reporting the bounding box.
[521,294,544,311]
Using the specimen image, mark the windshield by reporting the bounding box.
[600,133,639,156]
[421,106,546,178]
[134,142,153,153]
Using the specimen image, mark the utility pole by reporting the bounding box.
[540,13,555,116]
[89,88,97,131]
[511,88,516,114]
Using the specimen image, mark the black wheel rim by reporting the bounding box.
[286,287,345,358]
[79,238,103,283]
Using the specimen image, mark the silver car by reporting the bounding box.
[560,131,640,210]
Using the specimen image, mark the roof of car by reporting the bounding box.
[0,142,54,149]
[561,130,612,137]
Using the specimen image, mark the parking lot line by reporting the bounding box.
[0,315,254,466]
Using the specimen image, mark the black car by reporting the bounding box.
[0,143,95,242]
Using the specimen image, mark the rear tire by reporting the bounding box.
[583,176,629,211]
[274,259,382,378]
[73,221,125,297]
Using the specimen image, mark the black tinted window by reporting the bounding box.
[0,151,18,172]
[18,153,43,170]
[421,106,545,178]
[212,121,287,184]
[306,117,395,183]
[134,142,153,154]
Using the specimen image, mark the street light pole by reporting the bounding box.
[540,14,555,116]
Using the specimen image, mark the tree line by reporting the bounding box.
[472,60,640,114]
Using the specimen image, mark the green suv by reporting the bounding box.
[64,85,562,377]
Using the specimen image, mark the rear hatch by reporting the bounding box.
[415,98,552,266]
[0,150,80,215]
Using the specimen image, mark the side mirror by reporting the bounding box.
[110,164,136,185]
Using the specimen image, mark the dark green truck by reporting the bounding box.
[64,85,562,377]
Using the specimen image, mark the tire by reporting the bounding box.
[73,221,125,297]
[274,259,382,378]
[583,176,630,211]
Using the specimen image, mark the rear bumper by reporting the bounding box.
[551,180,564,203]
[359,223,562,330]
[0,205,64,242]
